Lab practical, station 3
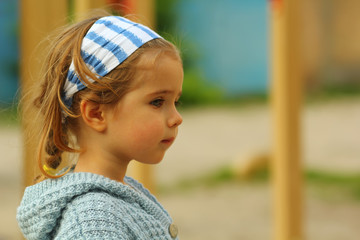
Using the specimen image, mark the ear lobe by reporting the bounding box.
[80,100,107,132]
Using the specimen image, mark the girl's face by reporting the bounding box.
[104,53,183,165]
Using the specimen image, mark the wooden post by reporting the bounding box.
[73,0,107,22]
[20,0,68,187]
[270,0,304,239]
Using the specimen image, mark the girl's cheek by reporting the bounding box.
[132,120,163,143]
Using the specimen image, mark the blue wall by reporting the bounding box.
[177,0,269,96]
[0,0,19,105]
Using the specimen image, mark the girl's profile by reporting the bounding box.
[17,14,182,240]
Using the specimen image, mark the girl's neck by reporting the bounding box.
[74,149,130,184]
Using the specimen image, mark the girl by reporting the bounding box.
[17,14,182,240]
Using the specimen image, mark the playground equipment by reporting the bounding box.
[21,0,304,239]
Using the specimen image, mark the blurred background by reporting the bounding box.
[1,0,360,239]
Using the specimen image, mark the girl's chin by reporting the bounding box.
[133,155,165,165]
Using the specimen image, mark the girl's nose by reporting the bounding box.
[168,109,183,128]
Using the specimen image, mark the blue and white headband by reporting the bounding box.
[62,16,162,108]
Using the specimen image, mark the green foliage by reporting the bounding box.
[0,106,19,126]
[156,0,179,35]
[159,164,360,203]
[306,82,360,103]
[248,167,270,181]
[199,166,235,187]
[159,165,236,194]
[180,69,225,106]
[305,169,360,201]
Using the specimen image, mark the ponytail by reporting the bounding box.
[34,16,101,180]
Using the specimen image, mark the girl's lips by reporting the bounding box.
[161,137,174,144]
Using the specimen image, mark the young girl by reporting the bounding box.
[17,14,182,240]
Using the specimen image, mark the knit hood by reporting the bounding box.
[17,172,172,240]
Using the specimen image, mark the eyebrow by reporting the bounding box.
[147,90,182,97]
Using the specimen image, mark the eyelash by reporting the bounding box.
[150,98,181,108]
[150,98,165,107]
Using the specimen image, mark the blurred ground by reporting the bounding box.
[1,98,360,239]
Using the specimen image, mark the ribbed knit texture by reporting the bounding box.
[16,172,178,240]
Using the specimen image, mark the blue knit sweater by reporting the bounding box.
[17,172,179,240]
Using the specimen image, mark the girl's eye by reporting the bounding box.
[150,99,165,107]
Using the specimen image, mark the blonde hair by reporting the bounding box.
[33,14,181,180]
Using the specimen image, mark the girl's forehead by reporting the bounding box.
[133,54,182,83]
[136,50,181,70]
[130,56,183,92]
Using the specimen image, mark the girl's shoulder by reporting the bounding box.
[55,190,135,239]
[17,172,160,240]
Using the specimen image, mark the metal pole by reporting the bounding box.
[270,0,304,239]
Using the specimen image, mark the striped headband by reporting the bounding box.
[62,16,162,108]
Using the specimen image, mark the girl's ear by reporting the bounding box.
[80,100,107,132]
